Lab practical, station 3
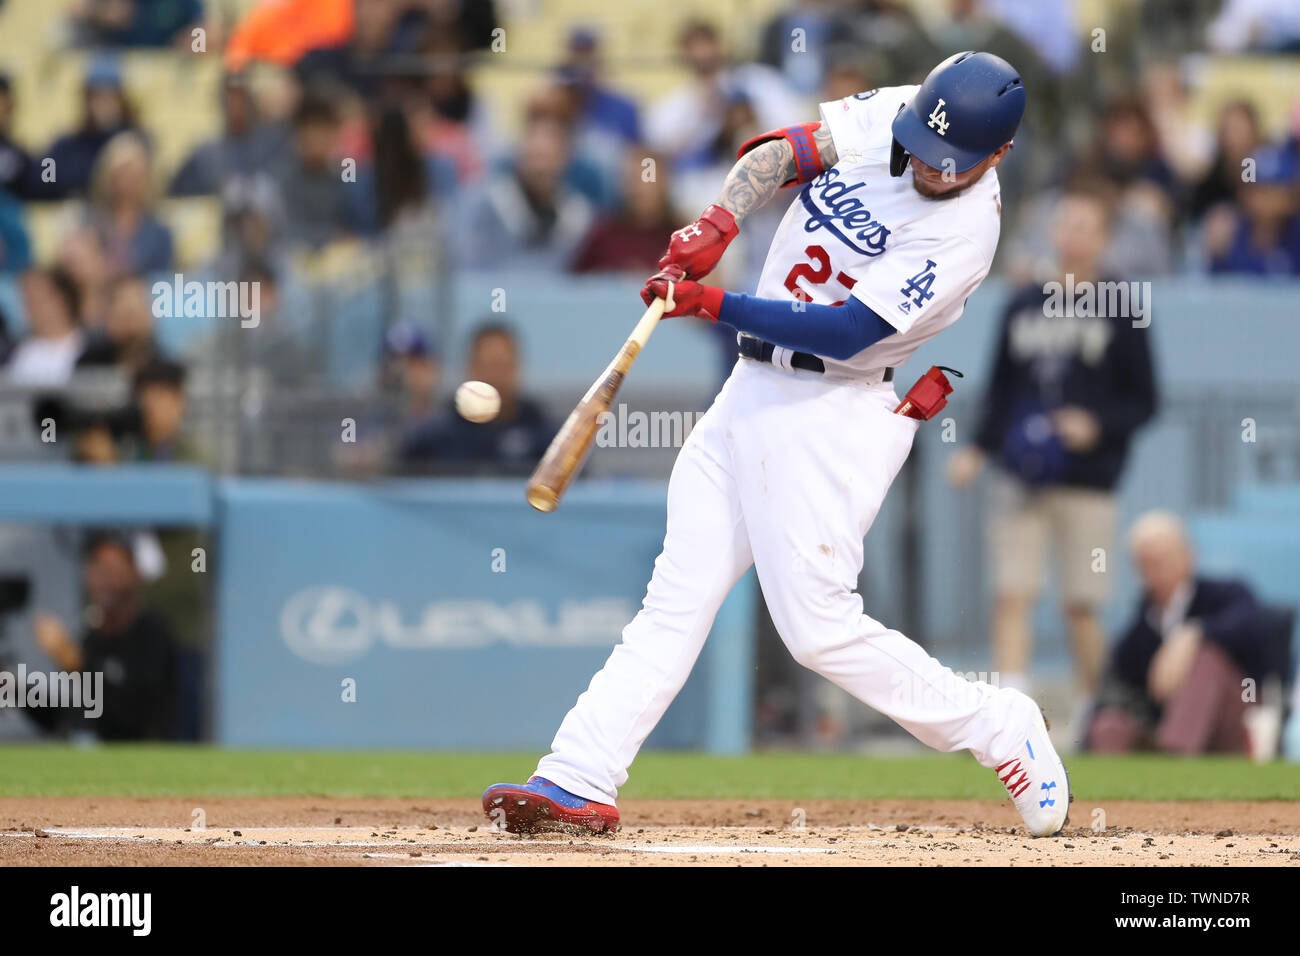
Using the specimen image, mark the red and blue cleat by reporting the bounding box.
[482,776,620,834]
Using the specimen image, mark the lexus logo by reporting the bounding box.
[280,587,375,665]
[278,587,636,665]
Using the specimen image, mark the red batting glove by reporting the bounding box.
[658,203,738,280]
[641,265,725,322]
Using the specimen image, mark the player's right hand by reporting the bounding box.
[658,203,739,280]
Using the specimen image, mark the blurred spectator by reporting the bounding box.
[76,274,164,375]
[409,1,499,177]
[0,72,34,199]
[223,0,353,71]
[1065,97,1177,275]
[1140,1,1226,58]
[549,29,643,209]
[36,57,141,200]
[571,152,677,274]
[1204,144,1300,276]
[31,531,178,741]
[0,190,31,274]
[72,411,123,464]
[425,30,476,125]
[126,359,193,462]
[0,303,14,365]
[949,184,1158,703]
[673,86,761,189]
[419,0,498,52]
[214,173,287,278]
[1087,512,1286,754]
[349,102,456,238]
[822,1,935,87]
[56,229,113,328]
[85,132,174,277]
[1207,0,1300,53]
[5,268,84,385]
[69,0,203,48]
[981,0,1080,74]
[1092,95,1178,196]
[335,320,442,477]
[759,0,856,95]
[275,94,355,249]
[169,74,292,197]
[454,114,594,271]
[239,260,318,388]
[118,354,210,699]
[29,391,135,461]
[557,27,641,144]
[400,322,551,475]
[384,320,441,429]
[415,54,484,182]
[297,0,408,99]
[645,20,802,168]
[517,83,615,209]
[334,71,482,192]
[1141,62,1216,189]
[1189,99,1262,221]
[820,45,883,103]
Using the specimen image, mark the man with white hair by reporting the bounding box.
[1087,510,1279,753]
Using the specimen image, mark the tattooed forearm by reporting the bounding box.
[814,123,838,169]
[717,140,797,224]
[716,125,838,224]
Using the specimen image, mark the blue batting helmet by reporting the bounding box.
[890,51,1025,177]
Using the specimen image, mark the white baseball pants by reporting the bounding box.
[536,358,1035,804]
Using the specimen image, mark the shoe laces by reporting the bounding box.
[996,758,1031,798]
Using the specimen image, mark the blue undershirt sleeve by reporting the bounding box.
[716,292,897,361]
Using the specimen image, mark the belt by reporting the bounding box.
[737,334,893,382]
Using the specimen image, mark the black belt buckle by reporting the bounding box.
[737,334,824,372]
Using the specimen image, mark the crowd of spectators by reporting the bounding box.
[0,3,1295,447]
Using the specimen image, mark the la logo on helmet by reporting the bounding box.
[927,98,950,136]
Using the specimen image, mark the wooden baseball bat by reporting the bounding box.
[526,293,671,513]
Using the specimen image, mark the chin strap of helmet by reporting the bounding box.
[889,103,909,177]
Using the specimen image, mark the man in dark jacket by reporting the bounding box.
[33,532,178,740]
[1088,511,1280,754]
[400,322,553,476]
[949,183,1157,709]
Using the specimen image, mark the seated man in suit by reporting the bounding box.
[1088,510,1279,754]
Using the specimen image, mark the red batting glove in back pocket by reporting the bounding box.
[894,366,964,421]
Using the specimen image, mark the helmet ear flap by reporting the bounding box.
[890,137,909,177]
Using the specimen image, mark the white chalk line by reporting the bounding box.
[613,844,835,855]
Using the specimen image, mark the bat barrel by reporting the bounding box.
[525,296,667,514]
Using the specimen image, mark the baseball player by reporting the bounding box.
[485,52,1071,837]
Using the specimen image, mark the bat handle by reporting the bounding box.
[629,291,670,348]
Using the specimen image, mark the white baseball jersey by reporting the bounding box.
[753,84,1002,377]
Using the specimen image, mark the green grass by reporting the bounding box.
[1,745,1297,801]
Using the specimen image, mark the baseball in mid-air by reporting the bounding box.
[455,380,500,423]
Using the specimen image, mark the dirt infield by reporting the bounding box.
[1,797,1297,866]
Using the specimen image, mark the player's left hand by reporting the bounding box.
[1149,622,1202,702]
[1051,406,1101,452]
[34,612,81,671]
[641,265,724,322]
